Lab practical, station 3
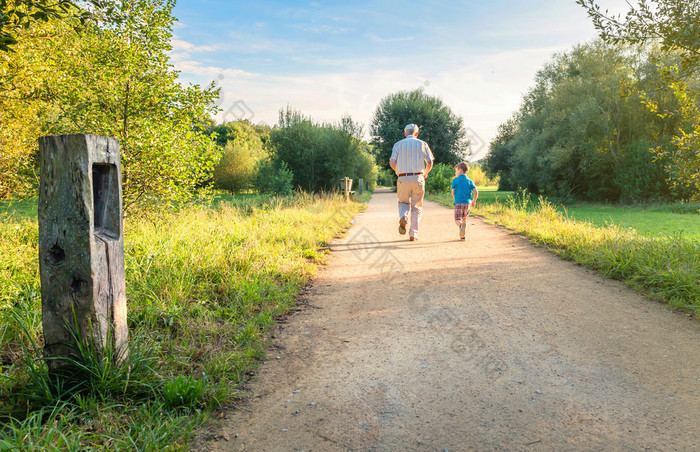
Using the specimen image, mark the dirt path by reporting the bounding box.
[199,189,700,451]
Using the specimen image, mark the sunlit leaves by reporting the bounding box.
[0,0,220,208]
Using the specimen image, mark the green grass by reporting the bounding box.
[0,191,366,449]
[427,189,700,314]
[559,204,700,240]
[0,198,37,221]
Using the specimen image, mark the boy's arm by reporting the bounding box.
[471,187,479,207]
[451,188,455,203]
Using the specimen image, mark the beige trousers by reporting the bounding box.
[397,175,425,238]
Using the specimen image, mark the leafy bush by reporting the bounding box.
[377,168,396,187]
[254,159,294,195]
[269,107,377,192]
[468,164,499,187]
[212,122,268,193]
[426,163,453,193]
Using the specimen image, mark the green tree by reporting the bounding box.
[484,115,518,191]
[487,41,676,202]
[0,1,220,207]
[1,0,81,52]
[211,121,268,193]
[578,0,700,200]
[370,89,469,169]
[49,1,217,208]
[577,0,699,69]
[269,107,377,192]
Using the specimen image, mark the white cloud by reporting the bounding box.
[171,39,218,54]
[174,43,566,159]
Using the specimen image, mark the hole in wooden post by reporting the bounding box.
[46,245,65,266]
[70,277,84,294]
[92,163,120,241]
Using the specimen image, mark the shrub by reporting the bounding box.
[426,163,453,193]
[377,168,396,187]
[254,159,294,196]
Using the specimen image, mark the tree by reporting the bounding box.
[577,0,699,70]
[484,115,518,191]
[486,41,676,202]
[1,0,76,52]
[269,107,377,192]
[578,0,700,200]
[0,1,220,206]
[43,0,218,208]
[211,121,268,193]
[370,89,469,169]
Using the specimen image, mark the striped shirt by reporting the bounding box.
[390,136,434,174]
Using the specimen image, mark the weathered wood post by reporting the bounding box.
[340,177,353,201]
[38,134,128,371]
[358,178,364,196]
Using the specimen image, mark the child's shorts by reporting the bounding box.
[454,203,471,222]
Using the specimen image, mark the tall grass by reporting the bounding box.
[0,192,364,449]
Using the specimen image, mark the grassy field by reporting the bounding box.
[428,188,700,314]
[0,192,365,450]
[560,204,700,240]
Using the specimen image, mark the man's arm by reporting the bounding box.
[390,158,397,173]
[424,144,434,176]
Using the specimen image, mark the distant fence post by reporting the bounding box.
[340,177,353,201]
[358,178,364,195]
[38,134,128,371]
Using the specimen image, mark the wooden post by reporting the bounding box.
[358,178,364,196]
[38,134,128,370]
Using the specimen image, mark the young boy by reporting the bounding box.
[451,162,478,240]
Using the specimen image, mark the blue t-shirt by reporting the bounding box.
[451,174,476,205]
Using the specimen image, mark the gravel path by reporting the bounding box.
[197,189,700,451]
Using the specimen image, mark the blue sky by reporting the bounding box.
[171,0,630,160]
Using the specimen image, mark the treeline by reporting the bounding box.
[484,40,698,203]
[207,108,377,195]
[0,1,378,208]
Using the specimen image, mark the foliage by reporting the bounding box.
[485,41,682,202]
[425,163,453,194]
[211,121,268,193]
[370,88,469,169]
[269,107,377,192]
[254,159,294,196]
[0,1,220,208]
[0,0,88,52]
[578,0,700,201]
[376,167,396,187]
[644,66,700,201]
[577,0,699,70]
[468,163,498,187]
[425,162,497,194]
[0,193,365,448]
[484,115,518,191]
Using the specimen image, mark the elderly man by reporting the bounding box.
[389,124,434,241]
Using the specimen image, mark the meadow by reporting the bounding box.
[0,192,365,450]
[428,188,700,314]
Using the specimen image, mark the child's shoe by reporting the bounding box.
[459,221,466,239]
